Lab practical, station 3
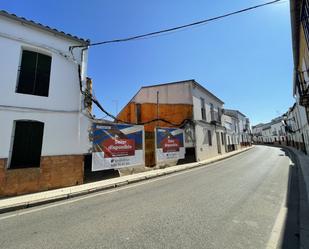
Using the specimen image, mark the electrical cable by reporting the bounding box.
[89,93,191,127]
[77,0,283,126]
[70,0,282,50]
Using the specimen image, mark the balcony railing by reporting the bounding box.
[296,71,309,106]
[300,0,309,106]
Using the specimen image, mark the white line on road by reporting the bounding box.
[265,202,288,249]
[265,155,293,249]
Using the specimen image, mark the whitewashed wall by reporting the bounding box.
[0,16,91,160]
[191,85,223,121]
[270,120,285,142]
[222,114,239,145]
[194,123,219,160]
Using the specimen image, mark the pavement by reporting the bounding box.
[0,145,292,249]
[0,146,253,214]
[276,145,309,249]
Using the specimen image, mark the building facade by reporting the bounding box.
[0,11,91,196]
[117,80,250,167]
[223,109,251,147]
[221,111,240,152]
[290,0,309,153]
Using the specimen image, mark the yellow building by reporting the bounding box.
[290,0,309,153]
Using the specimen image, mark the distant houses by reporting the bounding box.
[254,0,309,155]
[252,117,287,145]
[252,104,308,154]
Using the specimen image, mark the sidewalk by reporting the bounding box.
[0,146,253,214]
[280,146,309,249]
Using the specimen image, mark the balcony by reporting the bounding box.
[210,111,222,126]
[300,93,309,106]
[297,68,309,107]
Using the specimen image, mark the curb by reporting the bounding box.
[271,145,309,249]
[0,146,254,214]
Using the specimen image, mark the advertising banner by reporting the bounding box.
[155,127,185,162]
[92,123,144,171]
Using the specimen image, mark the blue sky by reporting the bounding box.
[1,0,294,125]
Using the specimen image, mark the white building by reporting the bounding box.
[270,117,286,144]
[192,81,227,160]
[223,109,251,146]
[0,11,91,196]
[221,111,239,151]
[252,123,264,143]
[285,103,308,153]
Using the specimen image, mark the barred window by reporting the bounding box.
[302,0,309,49]
[210,103,215,121]
[208,130,212,146]
[200,98,206,120]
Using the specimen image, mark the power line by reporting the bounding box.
[70,0,282,49]
[78,0,283,125]
[89,93,191,126]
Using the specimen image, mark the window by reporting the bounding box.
[210,103,215,121]
[208,130,212,146]
[218,107,222,122]
[16,50,52,97]
[302,0,309,48]
[202,128,208,144]
[200,98,206,120]
[10,121,44,169]
[136,103,142,124]
[221,132,224,146]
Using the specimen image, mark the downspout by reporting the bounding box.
[76,46,90,153]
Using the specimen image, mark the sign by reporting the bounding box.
[155,127,185,162]
[92,123,144,171]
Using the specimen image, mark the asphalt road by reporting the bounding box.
[0,146,294,249]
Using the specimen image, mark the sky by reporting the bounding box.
[0,0,294,125]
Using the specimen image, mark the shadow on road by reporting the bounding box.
[275,146,309,249]
[278,147,299,249]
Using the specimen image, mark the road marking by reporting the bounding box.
[265,202,288,249]
[0,148,254,221]
[266,155,292,249]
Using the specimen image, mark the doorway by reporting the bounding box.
[216,132,221,154]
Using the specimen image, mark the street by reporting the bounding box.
[0,145,295,249]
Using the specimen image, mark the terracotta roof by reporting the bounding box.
[0,10,90,45]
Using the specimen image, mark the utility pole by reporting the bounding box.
[156,91,159,127]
